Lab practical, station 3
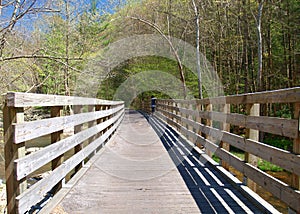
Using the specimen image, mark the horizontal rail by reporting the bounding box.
[166,87,300,105]
[13,105,124,143]
[155,87,300,213]
[156,110,300,212]
[3,92,125,214]
[16,114,123,214]
[158,103,298,138]
[157,108,300,175]
[5,92,123,107]
[15,110,123,180]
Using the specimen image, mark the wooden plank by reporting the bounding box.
[40,149,106,214]
[292,102,300,190]
[212,148,300,213]
[74,105,84,172]
[5,92,124,107]
[160,103,298,138]
[205,104,213,157]
[158,108,300,175]
[157,111,300,212]
[51,106,64,194]
[13,105,124,144]
[169,87,300,105]
[15,111,124,180]
[3,104,26,214]
[244,104,260,191]
[16,113,124,214]
[221,104,230,170]
[56,111,260,214]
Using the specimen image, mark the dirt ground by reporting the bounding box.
[0,183,6,214]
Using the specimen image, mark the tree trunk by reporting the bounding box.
[64,0,71,96]
[192,0,203,99]
[256,0,264,91]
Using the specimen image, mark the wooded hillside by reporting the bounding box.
[0,0,299,100]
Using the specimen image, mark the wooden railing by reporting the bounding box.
[3,92,124,214]
[155,87,300,213]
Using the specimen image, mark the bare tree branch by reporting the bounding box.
[26,74,50,93]
[2,54,82,61]
[128,16,187,98]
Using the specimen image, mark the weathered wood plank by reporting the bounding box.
[221,104,230,170]
[3,104,26,214]
[159,103,298,138]
[6,92,124,107]
[213,148,300,213]
[51,106,64,194]
[74,105,84,172]
[168,87,300,105]
[156,111,300,212]
[292,102,300,190]
[244,103,260,191]
[16,113,124,214]
[55,111,262,214]
[15,111,124,180]
[13,105,124,143]
[157,108,300,175]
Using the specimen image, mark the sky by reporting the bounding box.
[0,0,125,33]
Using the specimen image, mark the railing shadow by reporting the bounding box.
[140,111,263,214]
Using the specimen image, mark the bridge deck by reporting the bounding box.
[52,110,264,214]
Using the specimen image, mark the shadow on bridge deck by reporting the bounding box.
[141,111,267,214]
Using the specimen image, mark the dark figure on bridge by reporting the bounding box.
[151,95,156,113]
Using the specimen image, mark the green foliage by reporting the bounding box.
[264,134,293,151]
[229,150,284,172]
[258,160,283,172]
[96,56,200,102]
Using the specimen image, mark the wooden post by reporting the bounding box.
[95,105,103,153]
[292,102,300,190]
[88,105,96,143]
[51,106,64,193]
[74,105,83,172]
[245,103,260,192]
[221,104,230,170]
[187,103,194,141]
[95,105,102,137]
[104,105,111,141]
[205,104,213,157]
[172,101,176,125]
[196,102,203,148]
[176,102,182,132]
[4,102,26,214]
[87,105,97,158]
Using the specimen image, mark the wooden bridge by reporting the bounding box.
[2,87,300,214]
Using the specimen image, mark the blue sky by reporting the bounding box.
[0,0,125,33]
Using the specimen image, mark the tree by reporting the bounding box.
[191,0,203,99]
[255,0,264,91]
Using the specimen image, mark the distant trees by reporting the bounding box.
[0,0,298,99]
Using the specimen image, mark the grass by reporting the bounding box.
[213,151,283,172]
[264,135,292,151]
[257,159,283,172]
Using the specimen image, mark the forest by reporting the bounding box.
[0,0,299,102]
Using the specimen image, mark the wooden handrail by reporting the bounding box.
[3,92,124,214]
[155,87,300,213]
